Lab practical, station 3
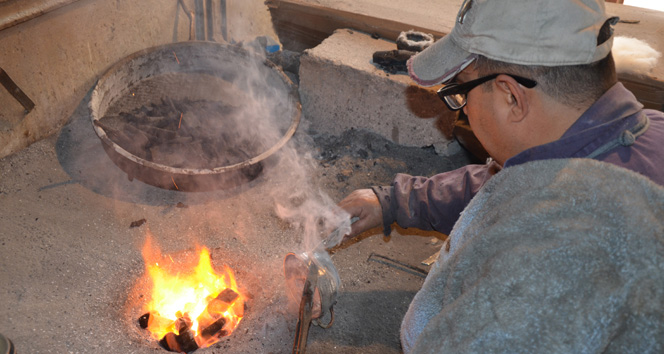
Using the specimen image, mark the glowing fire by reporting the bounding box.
[141,232,245,350]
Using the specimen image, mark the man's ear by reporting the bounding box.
[495,74,529,122]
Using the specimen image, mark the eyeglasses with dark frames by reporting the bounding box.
[437,73,537,111]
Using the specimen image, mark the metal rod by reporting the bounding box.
[220,0,228,42]
[205,0,214,41]
[0,67,35,113]
[367,253,428,278]
[194,0,205,40]
[189,11,195,40]
[178,0,192,18]
[177,0,195,41]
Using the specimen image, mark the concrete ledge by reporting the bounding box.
[273,0,664,112]
[299,28,456,147]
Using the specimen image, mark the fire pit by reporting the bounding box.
[133,232,247,353]
[89,41,301,192]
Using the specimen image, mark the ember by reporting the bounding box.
[139,232,245,353]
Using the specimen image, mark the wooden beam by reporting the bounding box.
[0,0,81,31]
[266,0,447,52]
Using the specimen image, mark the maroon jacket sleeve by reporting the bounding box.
[372,162,501,236]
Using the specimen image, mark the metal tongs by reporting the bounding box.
[283,251,332,354]
[284,249,339,354]
[284,217,357,354]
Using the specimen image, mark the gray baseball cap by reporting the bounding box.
[408,0,618,87]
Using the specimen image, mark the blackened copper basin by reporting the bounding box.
[89,41,301,192]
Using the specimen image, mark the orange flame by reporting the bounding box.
[141,231,244,348]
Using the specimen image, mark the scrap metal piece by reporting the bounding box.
[0,67,35,113]
[421,249,441,266]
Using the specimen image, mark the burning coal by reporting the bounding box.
[138,231,245,353]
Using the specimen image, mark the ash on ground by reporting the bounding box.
[304,127,476,201]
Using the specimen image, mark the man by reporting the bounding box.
[338,0,664,241]
[337,0,664,352]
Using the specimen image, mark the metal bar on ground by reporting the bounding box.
[367,253,428,278]
[0,67,35,113]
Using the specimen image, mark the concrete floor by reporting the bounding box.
[0,86,472,353]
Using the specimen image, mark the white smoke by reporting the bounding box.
[270,137,351,253]
[230,39,351,255]
[613,36,661,77]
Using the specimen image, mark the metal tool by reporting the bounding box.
[284,216,358,353]
[284,249,340,354]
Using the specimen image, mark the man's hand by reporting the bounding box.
[337,189,383,241]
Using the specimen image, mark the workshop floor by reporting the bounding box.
[0,90,473,353]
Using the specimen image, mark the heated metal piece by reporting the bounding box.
[0,67,35,113]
